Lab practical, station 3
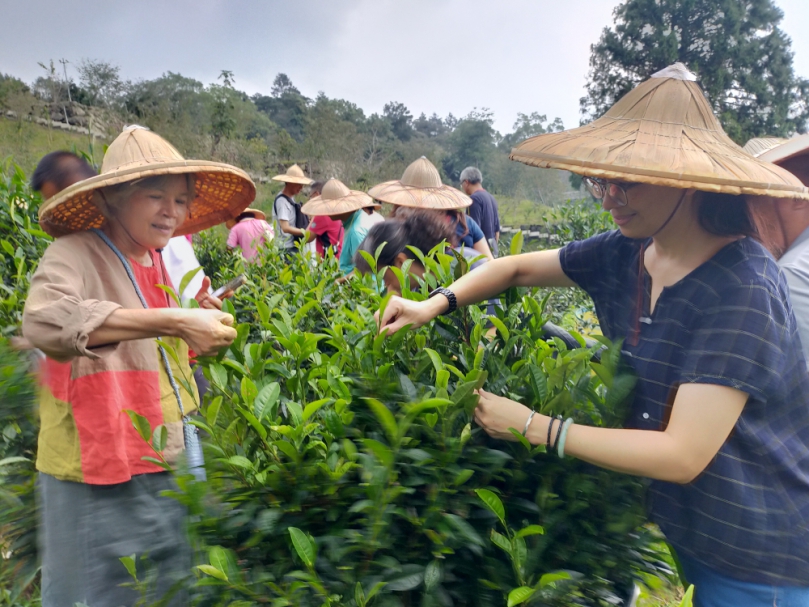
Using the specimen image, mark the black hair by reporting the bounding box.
[697,192,759,239]
[31,151,96,192]
[354,210,455,274]
[237,211,257,222]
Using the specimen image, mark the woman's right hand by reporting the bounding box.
[175,309,237,355]
[376,296,445,336]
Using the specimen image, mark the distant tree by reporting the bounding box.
[253,73,309,142]
[500,112,564,150]
[34,60,67,104]
[581,0,809,143]
[271,73,300,98]
[442,109,497,182]
[210,70,237,155]
[76,59,123,108]
[414,112,448,138]
[383,101,414,141]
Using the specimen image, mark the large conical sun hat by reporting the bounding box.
[510,63,808,199]
[745,134,809,166]
[271,164,314,185]
[368,157,472,209]
[39,126,256,237]
[743,137,789,159]
[226,207,266,230]
[301,178,374,216]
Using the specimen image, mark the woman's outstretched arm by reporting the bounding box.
[377,249,575,334]
[475,383,747,484]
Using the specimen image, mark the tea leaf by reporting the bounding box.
[288,527,315,568]
[507,586,534,606]
[475,488,506,525]
[365,398,398,444]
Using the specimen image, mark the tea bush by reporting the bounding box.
[0,163,46,605]
[0,163,673,605]
[172,237,670,606]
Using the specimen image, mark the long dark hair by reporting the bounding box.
[354,210,455,274]
[697,191,759,239]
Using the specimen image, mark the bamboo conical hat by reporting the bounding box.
[510,63,808,199]
[749,134,809,166]
[301,178,374,216]
[39,125,256,237]
[271,164,314,185]
[368,157,472,209]
[226,207,266,229]
[743,137,789,159]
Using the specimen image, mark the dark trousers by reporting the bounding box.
[38,472,191,607]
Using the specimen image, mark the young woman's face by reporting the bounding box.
[603,183,687,238]
[113,175,191,250]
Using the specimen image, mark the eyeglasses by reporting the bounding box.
[583,177,638,207]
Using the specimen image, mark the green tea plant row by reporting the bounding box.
[166,238,673,606]
[0,162,676,606]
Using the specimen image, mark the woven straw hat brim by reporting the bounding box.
[757,133,809,165]
[367,180,472,209]
[271,174,314,185]
[39,160,256,237]
[226,207,266,229]
[509,76,809,200]
[301,191,375,216]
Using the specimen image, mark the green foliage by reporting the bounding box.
[0,339,40,604]
[0,162,51,334]
[581,0,809,143]
[169,237,671,606]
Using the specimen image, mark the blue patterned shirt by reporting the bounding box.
[560,230,809,585]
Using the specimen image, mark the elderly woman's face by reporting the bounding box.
[113,175,191,249]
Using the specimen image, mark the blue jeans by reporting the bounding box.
[679,553,809,607]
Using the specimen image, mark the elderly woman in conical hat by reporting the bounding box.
[378,64,809,604]
[23,125,255,606]
[369,157,495,260]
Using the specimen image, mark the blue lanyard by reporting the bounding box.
[91,228,187,419]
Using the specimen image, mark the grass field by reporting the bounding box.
[0,118,106,175]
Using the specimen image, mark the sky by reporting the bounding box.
[2,0,808,134]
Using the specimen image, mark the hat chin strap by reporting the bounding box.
[650,189,689,239]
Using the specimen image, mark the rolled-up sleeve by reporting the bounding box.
[23,242,121,362]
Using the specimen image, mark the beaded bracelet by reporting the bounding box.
[557,418,575,458]
[522,410,537,437]
[546,415,561,450]
[552,415,565,452]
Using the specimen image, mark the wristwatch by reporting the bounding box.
[428,287,457,315]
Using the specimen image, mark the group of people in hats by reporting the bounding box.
[17,62,809,606]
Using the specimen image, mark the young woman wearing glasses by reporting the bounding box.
[376,65,809,607]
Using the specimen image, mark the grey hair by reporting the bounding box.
[459,166,482,184]
[96,174,196,220]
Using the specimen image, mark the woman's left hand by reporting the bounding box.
[474,389,533,441]
[194,276,225,310]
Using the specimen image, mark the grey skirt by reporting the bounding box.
[38,472,191,607]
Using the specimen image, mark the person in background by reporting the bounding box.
[226,208,274,263]
[461,166,500,256]
[355,210,492,307]
[360,201,385,227]
[31,151,97,200]
[744,134,809,362]
[271,164,314,255]
[377,65,809,606]
[300,178,374,282]
[25,125,254,607]
[304,180,345,259]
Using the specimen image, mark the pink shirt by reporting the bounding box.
[227,219,274,261]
